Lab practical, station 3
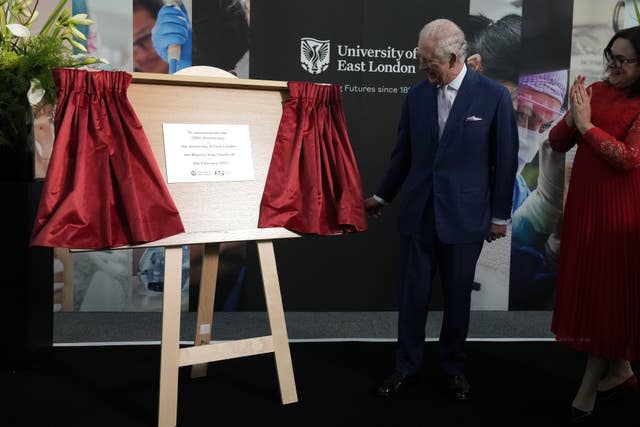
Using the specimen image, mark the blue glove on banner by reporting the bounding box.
[151,2,192,72]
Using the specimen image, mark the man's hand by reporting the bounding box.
[486,223,507,242]
[364,196,383,218]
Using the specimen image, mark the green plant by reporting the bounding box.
[0,0,101,148]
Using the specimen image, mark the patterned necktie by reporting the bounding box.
[438,85,454,139]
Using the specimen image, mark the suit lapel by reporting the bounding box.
[439,70,478,144]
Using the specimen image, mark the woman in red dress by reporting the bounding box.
[549,26,640,421]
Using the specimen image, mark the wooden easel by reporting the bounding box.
[127,73,299,427]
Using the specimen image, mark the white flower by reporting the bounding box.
[70,26,86,41]
[69,13,92,26]
[27,78,45,106]
[6,23,30,38]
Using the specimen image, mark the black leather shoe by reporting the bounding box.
[447,374,471,401]
[375,371,418,397]
[571,406,593,424]
[596,374,638,401]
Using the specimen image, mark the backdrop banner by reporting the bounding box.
[63,0,629,312]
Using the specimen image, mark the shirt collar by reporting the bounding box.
[444,63,467,92]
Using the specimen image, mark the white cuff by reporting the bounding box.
[373,194,388,205]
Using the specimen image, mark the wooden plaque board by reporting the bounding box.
[128,73,299,426]
[128,72,299,247]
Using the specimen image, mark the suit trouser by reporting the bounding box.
[395,224,483,377]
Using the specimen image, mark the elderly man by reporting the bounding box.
[365,19,518,400]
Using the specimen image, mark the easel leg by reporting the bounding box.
[257,240,298,404]
[158,246,183,427]
[191,243,220,378]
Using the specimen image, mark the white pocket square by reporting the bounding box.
[465,115,483,122]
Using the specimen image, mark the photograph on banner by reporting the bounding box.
[462,0,523,309]
[571,0,625,85]
[515,0,628,311]
[508,0,573,309]
[80,0,133,70]
[508,68,569,310]
[192,0,250,77]
[34,0,130,181]
[71,249,190,312]
[624,0,640,30]
[509,0,624,309]
[38,0,128,180]
[133,0,192,73]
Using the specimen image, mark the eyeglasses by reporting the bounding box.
[517,94,565,132]
[604,48,638,68]
[133,29,153,52]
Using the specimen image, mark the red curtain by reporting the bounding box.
[30,68,184,249]
[258,82,367,235]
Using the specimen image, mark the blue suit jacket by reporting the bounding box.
[376,69,518,244]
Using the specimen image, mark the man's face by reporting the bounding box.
[417,37,453,86]
[517,86,563,133]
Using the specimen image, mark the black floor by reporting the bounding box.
[5,342,640,426]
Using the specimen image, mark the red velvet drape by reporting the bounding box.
[30,68,184,249]
[258,82,367,235]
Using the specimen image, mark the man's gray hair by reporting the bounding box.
[419,19,467,62]
[231,0,249,8]
[229,0,250,24]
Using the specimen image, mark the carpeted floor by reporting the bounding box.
[5,342,639,426]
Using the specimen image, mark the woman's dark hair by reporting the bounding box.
[605,25,640,97]
[133,0,164,15]
[464,13,521,85]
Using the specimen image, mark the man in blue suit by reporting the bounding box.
[366,19,518,401]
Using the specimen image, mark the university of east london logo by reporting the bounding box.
[300,37,330,74]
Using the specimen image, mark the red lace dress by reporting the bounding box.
[549,81,640,360]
